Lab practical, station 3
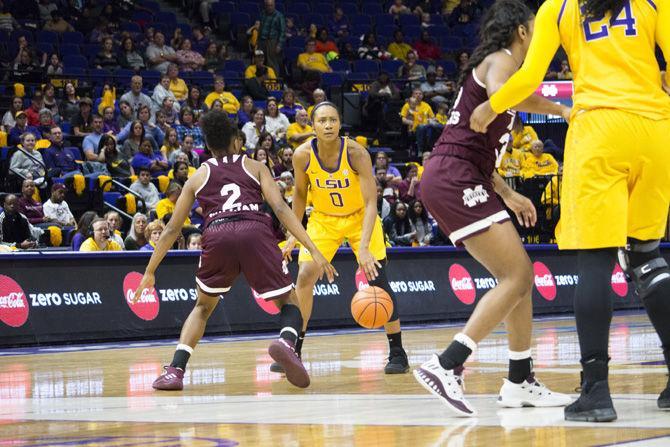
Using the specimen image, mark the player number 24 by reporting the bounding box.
[583,0,637,42]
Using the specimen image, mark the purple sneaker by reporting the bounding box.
[268,339,310,388]
[413,354,477,417]
[152,366,184,391]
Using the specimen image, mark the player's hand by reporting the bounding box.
[662,72,670,96]
[282,235,297,261]
[503,190,537,228]
[132,272,155,304]
[311,251,338,283]
[560,105,572,123]
[358,247,382,281]
[470,100,497,133]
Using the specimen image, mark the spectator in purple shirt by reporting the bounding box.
[131,139,168,177]
[17,179,50,227]
[8,111,40,146]
[42,126,80,177]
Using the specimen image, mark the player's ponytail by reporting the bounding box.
[580,0,627,21]
[452,0,533,110]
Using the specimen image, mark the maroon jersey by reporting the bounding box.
[433,68,517,175]
[196,154,271,229]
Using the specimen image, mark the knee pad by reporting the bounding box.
[368,260,399,321]
[618,239,670,299]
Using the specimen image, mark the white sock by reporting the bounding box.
[176,343,194,354]
[509,349,532,360]
[454,332,477,352]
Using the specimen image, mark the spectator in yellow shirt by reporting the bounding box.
[244,49,277,80]
[156,182,191,226]
[286,109,315,148]
[400,89,434,154]
[204,76,240,114]
[297,39,332,73]
[388,30,413,62]
[79,218,123,251]
[521,140,559,179]
[511,118,538,152]
[498,147,525,177]
[167,64,188,101]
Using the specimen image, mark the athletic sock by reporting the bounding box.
[508,349,532,384]
[387,331,403,351]
[295,331,306,356]
[640,282,670,368]
[170,344,193,370]
[438,333,475,370]
[279,304,302,345]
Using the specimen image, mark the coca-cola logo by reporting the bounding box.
[449,264,475,305]
[123,272,159,321]
[611,264,628,297]
[355,267,369,291]
[251,287,279,315]
[533,262,557,301]
[0,275,29,327]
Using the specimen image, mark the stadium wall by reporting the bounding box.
[1,246,666,347]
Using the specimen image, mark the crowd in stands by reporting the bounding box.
[0,0,577,251]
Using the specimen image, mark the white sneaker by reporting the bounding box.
[413,354,477,417]
[497,374,572,408]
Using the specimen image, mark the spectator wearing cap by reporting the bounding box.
[72,97,94,136]
[204,76,240,114]
[257,0,285,76]
[244,66,270,100]
[24,92,44,127]
[264,97,290,142]
[120,76,153,117]
[9,111,40,146]
[175,39,205,72]
[43,183,75,227]
[145,32,177,74]
[286,109,314,149]
[130,167,160,210]
[245,49,277,80]
[17,179,49,227]
[420,67,451,108]
[43,126,80,177]
[80,218,122,251]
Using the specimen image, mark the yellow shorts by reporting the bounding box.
[298,209,387,263]
[557,109,670,249]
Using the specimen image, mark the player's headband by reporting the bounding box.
[310,101,340,121]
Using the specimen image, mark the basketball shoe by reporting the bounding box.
[152,366,184,391]
[564,380,617,422]
[413,354,477,417]
[658,379,670,409]
[268,338,310,388]
[497,373,572,407]
[385,347,409,374]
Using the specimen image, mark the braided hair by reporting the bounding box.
[452,0,533,109]
[581,0,627,21]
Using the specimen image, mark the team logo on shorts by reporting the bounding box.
[462,185,489,208]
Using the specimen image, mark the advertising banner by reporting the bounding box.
[0,246,664,347]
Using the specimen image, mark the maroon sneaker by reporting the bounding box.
[268,339,310,388]
[152,366,184,390]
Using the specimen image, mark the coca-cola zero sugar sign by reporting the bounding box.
[533,262,557,301]
[449,263,476,305]
[355,267,369,291]
[123,272,160,321]
[611,263,629,297]
[0,275,29,327]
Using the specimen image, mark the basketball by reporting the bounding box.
[351,286,394,329]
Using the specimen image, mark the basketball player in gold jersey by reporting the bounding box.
[274,102,409,375]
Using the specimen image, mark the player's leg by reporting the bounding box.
[349,214,409,374]
[153,286,223,390]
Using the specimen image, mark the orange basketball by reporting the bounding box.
[351,286,393,329]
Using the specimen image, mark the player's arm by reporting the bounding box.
[348,140,383,281]
[658,1,670,93]
[258,161,337,282]
[290,144,311,224]
[471,0,562,131]
[132,166,205,302]
[491,171,536,228]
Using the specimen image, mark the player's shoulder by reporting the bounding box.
[293,141,313,160]
[345,138,372,166]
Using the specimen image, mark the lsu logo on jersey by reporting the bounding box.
[315,178,351,189]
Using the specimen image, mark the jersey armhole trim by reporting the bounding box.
[557,0,568,25]
[241,155,261,185]
[471,68,486,89]
[647,0,657,10]
[194,162,211,197]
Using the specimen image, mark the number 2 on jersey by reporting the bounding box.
[220,183,241,211]
[583,0,637,42]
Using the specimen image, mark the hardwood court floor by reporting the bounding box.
[1,312,669,446]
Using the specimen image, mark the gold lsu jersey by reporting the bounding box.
[306,137,365,217]
[490,0,670,119]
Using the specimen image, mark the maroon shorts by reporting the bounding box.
[421,155,510,246]
[195,219,293,300]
